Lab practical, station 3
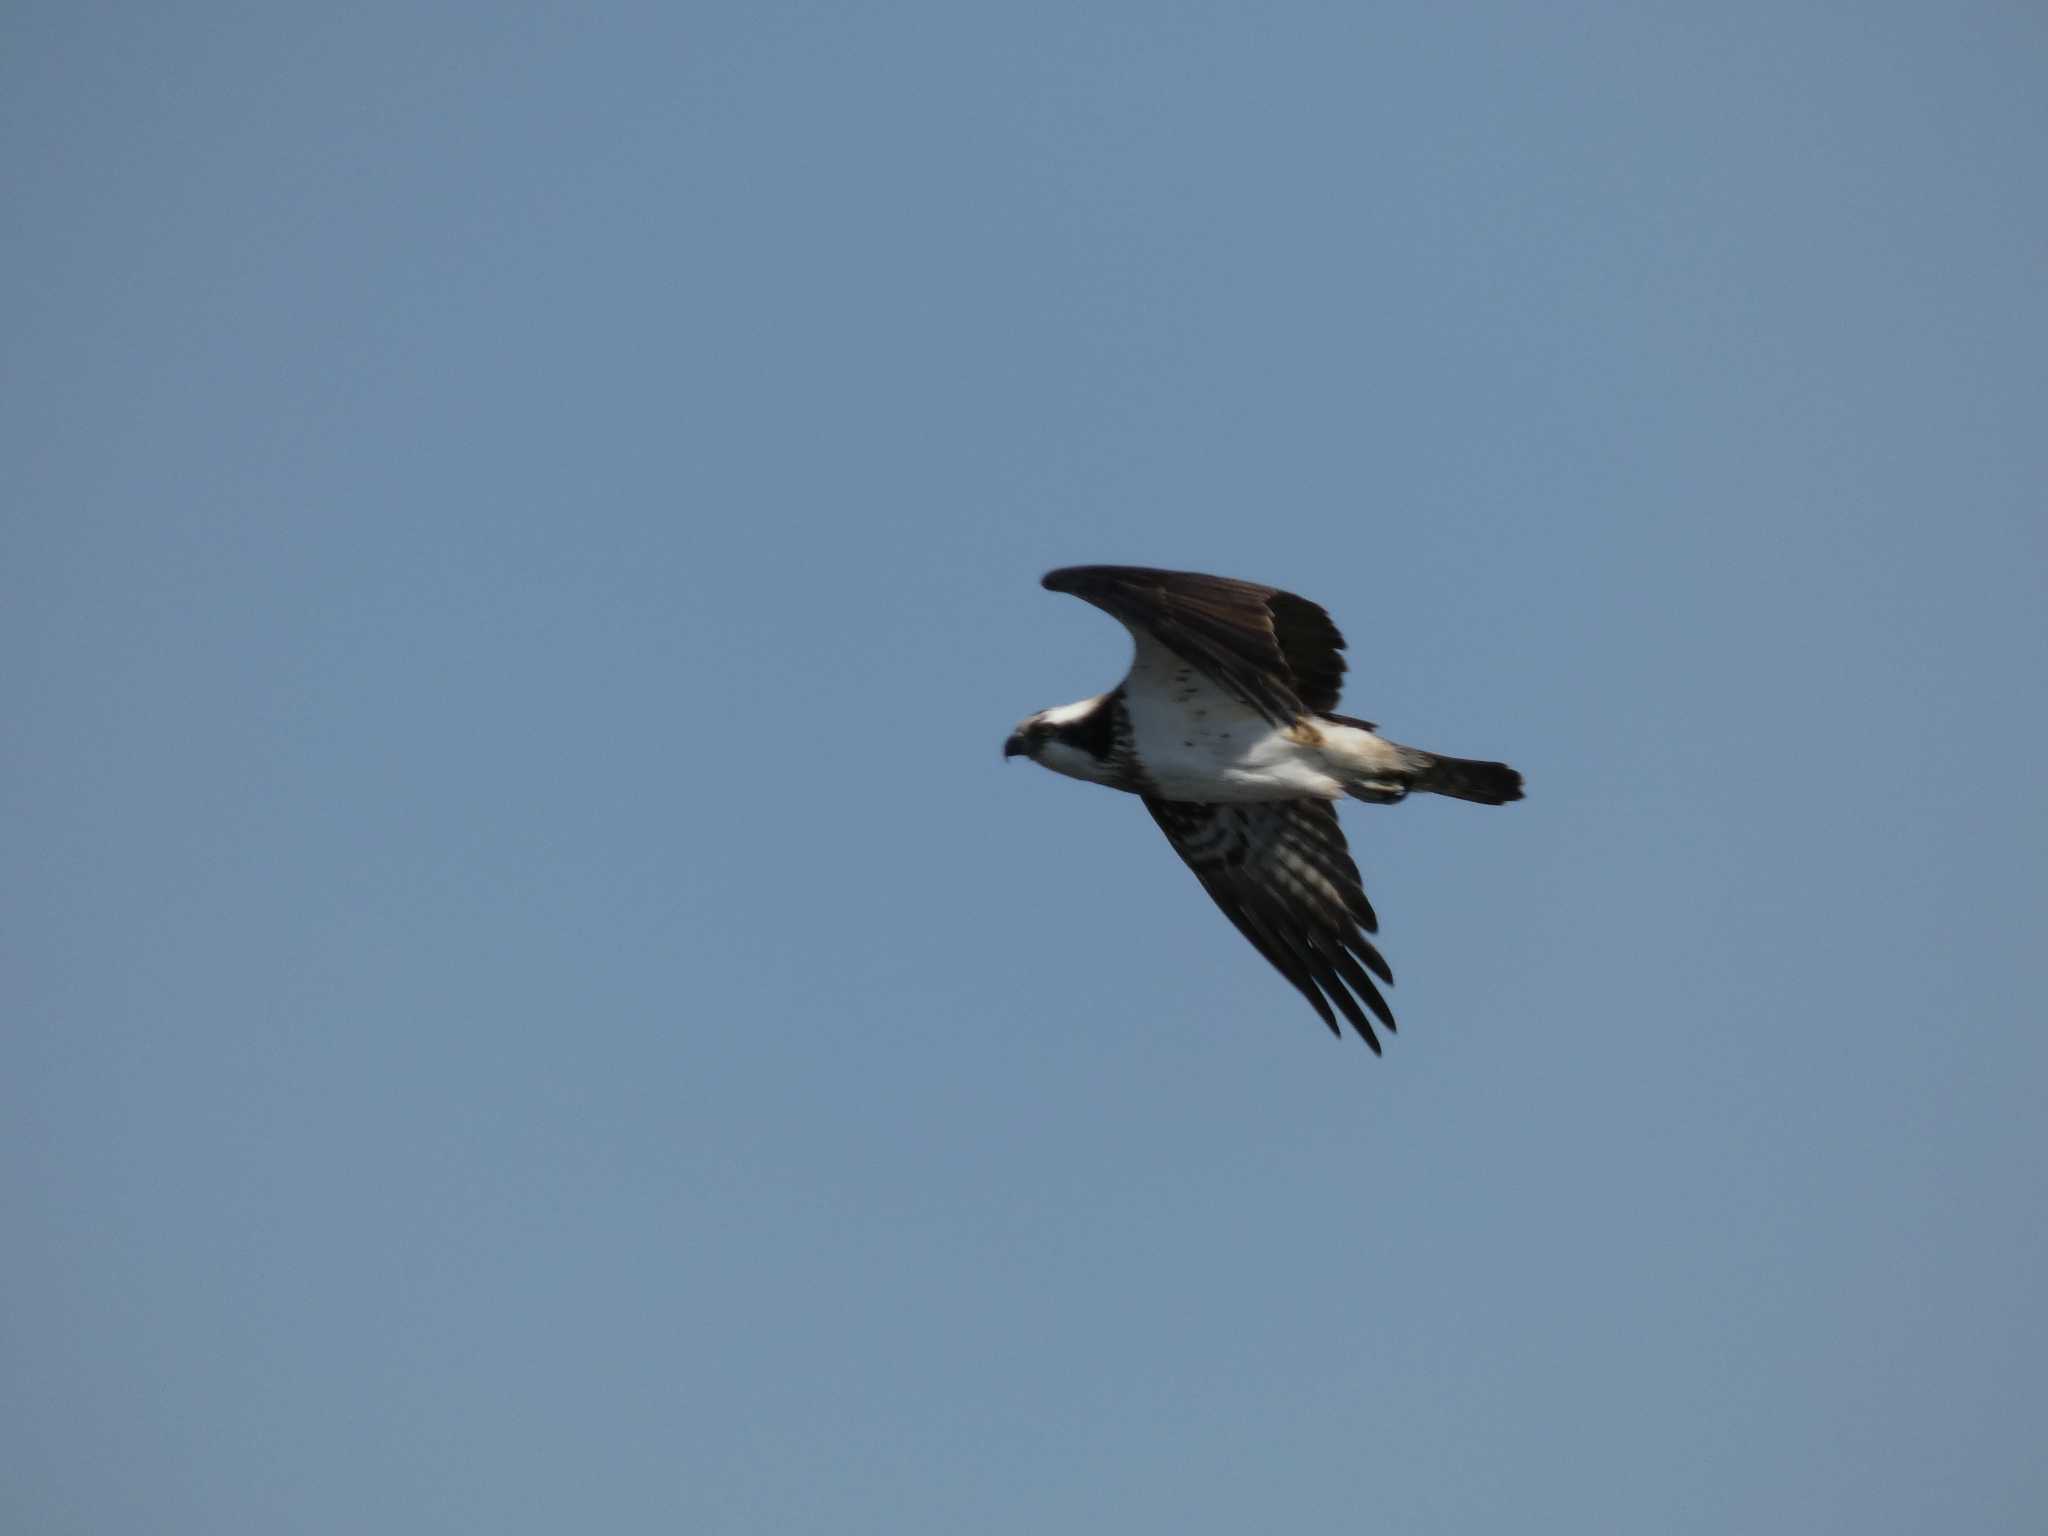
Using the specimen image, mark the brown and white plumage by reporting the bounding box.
[1006,564,1522,1050]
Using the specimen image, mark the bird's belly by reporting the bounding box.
[1122,643,1343,799]
[1135,724,1343,802]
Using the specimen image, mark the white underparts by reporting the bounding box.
[1114,632,1401,802]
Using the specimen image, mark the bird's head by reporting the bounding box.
[1004,696,1115,784]
[1003,713,1051,763]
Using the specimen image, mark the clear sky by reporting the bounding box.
[6,3,2045,1531]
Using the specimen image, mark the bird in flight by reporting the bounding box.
[1006,565,1522,1051]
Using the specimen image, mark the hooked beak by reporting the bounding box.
[1003,731,1028,761]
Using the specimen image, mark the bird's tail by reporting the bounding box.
[1397,749,1524,806]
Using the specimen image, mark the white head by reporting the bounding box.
[1003,695,1119,785]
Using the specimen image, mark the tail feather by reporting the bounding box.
[1402,750,1524,806]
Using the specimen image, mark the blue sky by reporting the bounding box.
[6,3,2045,1531]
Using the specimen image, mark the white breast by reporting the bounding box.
[1121,632,1344,801]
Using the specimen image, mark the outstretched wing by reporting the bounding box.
[1143,796,1397,1050]
[1043,565,1349,724]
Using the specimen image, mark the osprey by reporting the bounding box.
[1007,564,1522,1051]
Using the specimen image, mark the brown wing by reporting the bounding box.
[1042,565,1349,723]
[1143,796,1397,1051]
